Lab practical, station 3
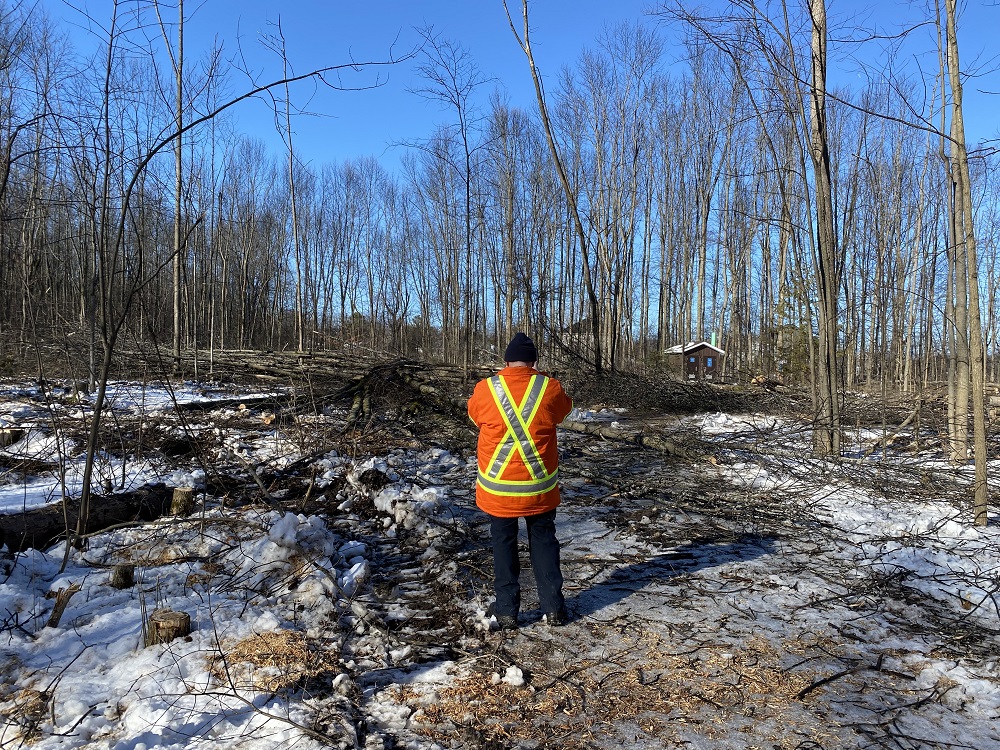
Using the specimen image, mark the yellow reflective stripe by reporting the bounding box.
[494,376,546,479]
[508,375,548,455]
[487,376,534,477]
[486,435,515,479]
[523,377,547,433]
[496,375,548,479]
[483,374,555,489]
[493,437,518,478]
[477,468,559,496]
[485,378,516,479]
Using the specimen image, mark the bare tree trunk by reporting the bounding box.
[172,0,183,369]
[807,0,841,456]
[902,137,933,392]
[282,39,304,354]
[944,0,988,525]
[935,5,968,465]
[505,0,603,372]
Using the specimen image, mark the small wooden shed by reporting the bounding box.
[665,341,726,382]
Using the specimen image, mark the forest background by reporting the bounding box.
[2,0,999,395]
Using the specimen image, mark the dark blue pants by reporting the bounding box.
[489,509,565,617]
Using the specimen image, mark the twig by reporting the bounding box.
[796,653,885,699]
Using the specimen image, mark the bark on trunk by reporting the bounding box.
[0,483,173,553]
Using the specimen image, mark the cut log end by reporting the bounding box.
[171,487,195,516]
[145,608,192,647]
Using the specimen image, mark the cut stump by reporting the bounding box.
[0,428,24,448]
[145,609,192,647]
[109,564,135,590]
[45,583,82,628]
[170,487,195,516]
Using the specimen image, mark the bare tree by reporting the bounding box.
[411,27,488,370]
[940,0,988,525]
[504,0,605,372]
[53,1,409,559]
[657,0,842,454]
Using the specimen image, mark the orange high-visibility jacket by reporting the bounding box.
[467,366,573,517]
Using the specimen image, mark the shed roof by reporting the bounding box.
[664,341,727,356]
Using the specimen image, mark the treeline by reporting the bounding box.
[1,1,997,387]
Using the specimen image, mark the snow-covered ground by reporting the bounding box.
[2,385,999,749]
[0,381,291,513]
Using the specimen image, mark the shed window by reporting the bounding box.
[689,357,696,363]
[706,357,713,367]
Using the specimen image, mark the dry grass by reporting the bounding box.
[125,544,192,567]
[404,632,838,749]
[211,630,336,693]
[0,688,49,743]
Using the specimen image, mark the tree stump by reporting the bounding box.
[109,564,135,590]
[145,609,192,646]
[171,487,195,516]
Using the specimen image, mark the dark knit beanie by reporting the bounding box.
[504,332,538,363]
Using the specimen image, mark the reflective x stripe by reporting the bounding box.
[484,433,516,479]
[488,375,548,479]
[478,374,556,496]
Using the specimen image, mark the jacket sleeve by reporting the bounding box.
[467,381,487,427]
[549,380,573,424]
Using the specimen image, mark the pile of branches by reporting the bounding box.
[559,369,794,417]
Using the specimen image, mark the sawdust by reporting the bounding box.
[211,630,336,693]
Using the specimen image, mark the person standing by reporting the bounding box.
[467,332,573,630]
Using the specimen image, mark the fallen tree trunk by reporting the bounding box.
[0,483,173,553]
[561,420,694,458]
[863,399,921,458]
[174,393,294,412]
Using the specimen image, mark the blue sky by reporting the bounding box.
[40,0,1000,169]
[187,0,660,169]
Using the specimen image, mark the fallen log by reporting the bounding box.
[863,399,921,458]
[0,455,60,473]
[560,420,694,458]
[0,483,173,553]
[173,392,294,412]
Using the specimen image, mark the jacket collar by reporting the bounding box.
[499,365,540,377]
